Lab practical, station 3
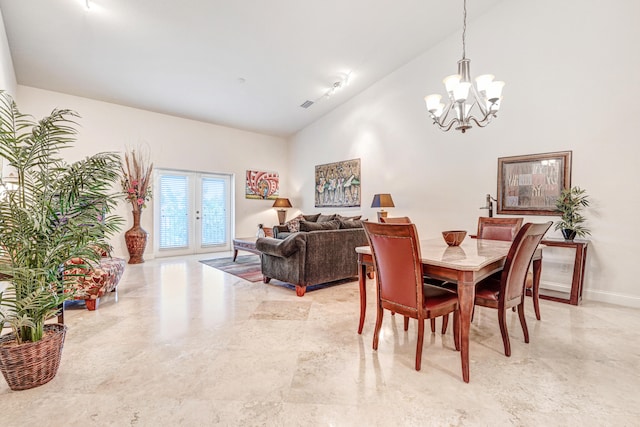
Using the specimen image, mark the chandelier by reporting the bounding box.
[424,0,504,133]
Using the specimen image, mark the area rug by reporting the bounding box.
[200,255,264,283]
[199,255,352,293]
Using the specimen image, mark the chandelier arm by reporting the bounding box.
[469,85,490,117]
[467,115,493,128]
[434,117,460,132]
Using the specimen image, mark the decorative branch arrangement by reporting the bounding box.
[121,148,153,213]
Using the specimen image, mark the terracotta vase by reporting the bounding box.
[125,210,148,264]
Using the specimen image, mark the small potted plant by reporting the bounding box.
[554,186,591,240]
[0,91,123,390]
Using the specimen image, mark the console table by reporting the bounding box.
[539,238,589,305]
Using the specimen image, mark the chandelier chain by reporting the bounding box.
[462,0,467,59]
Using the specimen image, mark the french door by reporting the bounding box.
[154,169,232,257]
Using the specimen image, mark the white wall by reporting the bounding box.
[289,0,640,307]
[0,9,17,96]
[16,86,289,258]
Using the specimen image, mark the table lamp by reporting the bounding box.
[272,197,292,225]
[371,193,395,222]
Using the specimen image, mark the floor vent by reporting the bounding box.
[300,100,314,109]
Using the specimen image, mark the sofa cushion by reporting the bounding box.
[302,213,321,222]
[338,219,365,229]
[317,213,337,222]
[299,219,340,232]
[285,214,305,232]
[336,214,362,221]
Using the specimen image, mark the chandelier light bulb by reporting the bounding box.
[425,94,442,111]
[486,81,505,102]
[443,74,461,94]
[475,74,494,93]
[453,82,471,102]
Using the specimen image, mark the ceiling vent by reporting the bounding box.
[300,100,314,109]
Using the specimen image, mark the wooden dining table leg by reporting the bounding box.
[457,271,475,383]
[358,255,368,334]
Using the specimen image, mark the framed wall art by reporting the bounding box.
[245,170,279,200]
[497,151,572,215]
[315,158,361,208]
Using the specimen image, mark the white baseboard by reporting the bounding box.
[541,280,640,308]
[582,289,640,308]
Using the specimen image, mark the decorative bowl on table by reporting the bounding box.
[442,230,467,246]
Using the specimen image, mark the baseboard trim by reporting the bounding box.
[541,280,640,308]
[582,289,640,309]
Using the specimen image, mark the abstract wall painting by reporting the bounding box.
[245,170,279,200]
[497,151,572,215]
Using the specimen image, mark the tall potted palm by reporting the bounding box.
[0,91,123,390]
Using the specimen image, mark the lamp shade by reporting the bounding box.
[371,194,395,208]
[272,198,292,208]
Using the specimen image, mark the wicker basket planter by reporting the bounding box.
[0,324,68,391]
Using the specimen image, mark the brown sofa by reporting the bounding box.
[256,224,368,296]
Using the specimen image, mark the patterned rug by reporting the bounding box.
[199,255,264,283]
[199,255,353,292]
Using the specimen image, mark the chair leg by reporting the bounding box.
[85,298,99,311]
[517,303,530,344]
[430,318,436,333]
[498,308,511,357]
[532,286,541,321]
[404,316,410,331]
[415,318,424,371]
[373,305,384,350]
[441,314,449,334]
[453,311,460,351]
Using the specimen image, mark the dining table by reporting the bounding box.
[356,237,543,383]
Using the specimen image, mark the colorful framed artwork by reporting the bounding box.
[245,170,279,200]
[497,151,572,215]
[315,158,361,208]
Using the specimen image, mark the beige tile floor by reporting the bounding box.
[1,252,639,426]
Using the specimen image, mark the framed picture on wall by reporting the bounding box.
[245,170,279,200]
[497,151,572,215]
[315,158,361,207]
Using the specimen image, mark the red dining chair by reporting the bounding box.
[379,216,446,333]
[379,216,412,224]
[474,221,552,356]
[363,221,460,371]
[476,217,523,241]
[475,217,542,320]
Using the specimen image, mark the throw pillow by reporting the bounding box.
[338,219,365,229]
[302,213,321,222]
[336,214,362,221]
[285,214,305,232]
[317,213,337,222]
[299,219,340,232]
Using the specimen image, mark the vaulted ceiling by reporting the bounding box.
[0,0,502,137]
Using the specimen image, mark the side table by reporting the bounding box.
[539,238,589,305]
[232,237,261,261]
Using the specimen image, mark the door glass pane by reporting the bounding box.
[159,174,189,249]
[201,177,226,246]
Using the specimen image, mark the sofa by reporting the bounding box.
[256,216,368,296]
[64,256,126,310]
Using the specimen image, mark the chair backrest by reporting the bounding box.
[363,222,423,315]
[500,221,552,303]
[379,216,411,224]
[477,217,524,241]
